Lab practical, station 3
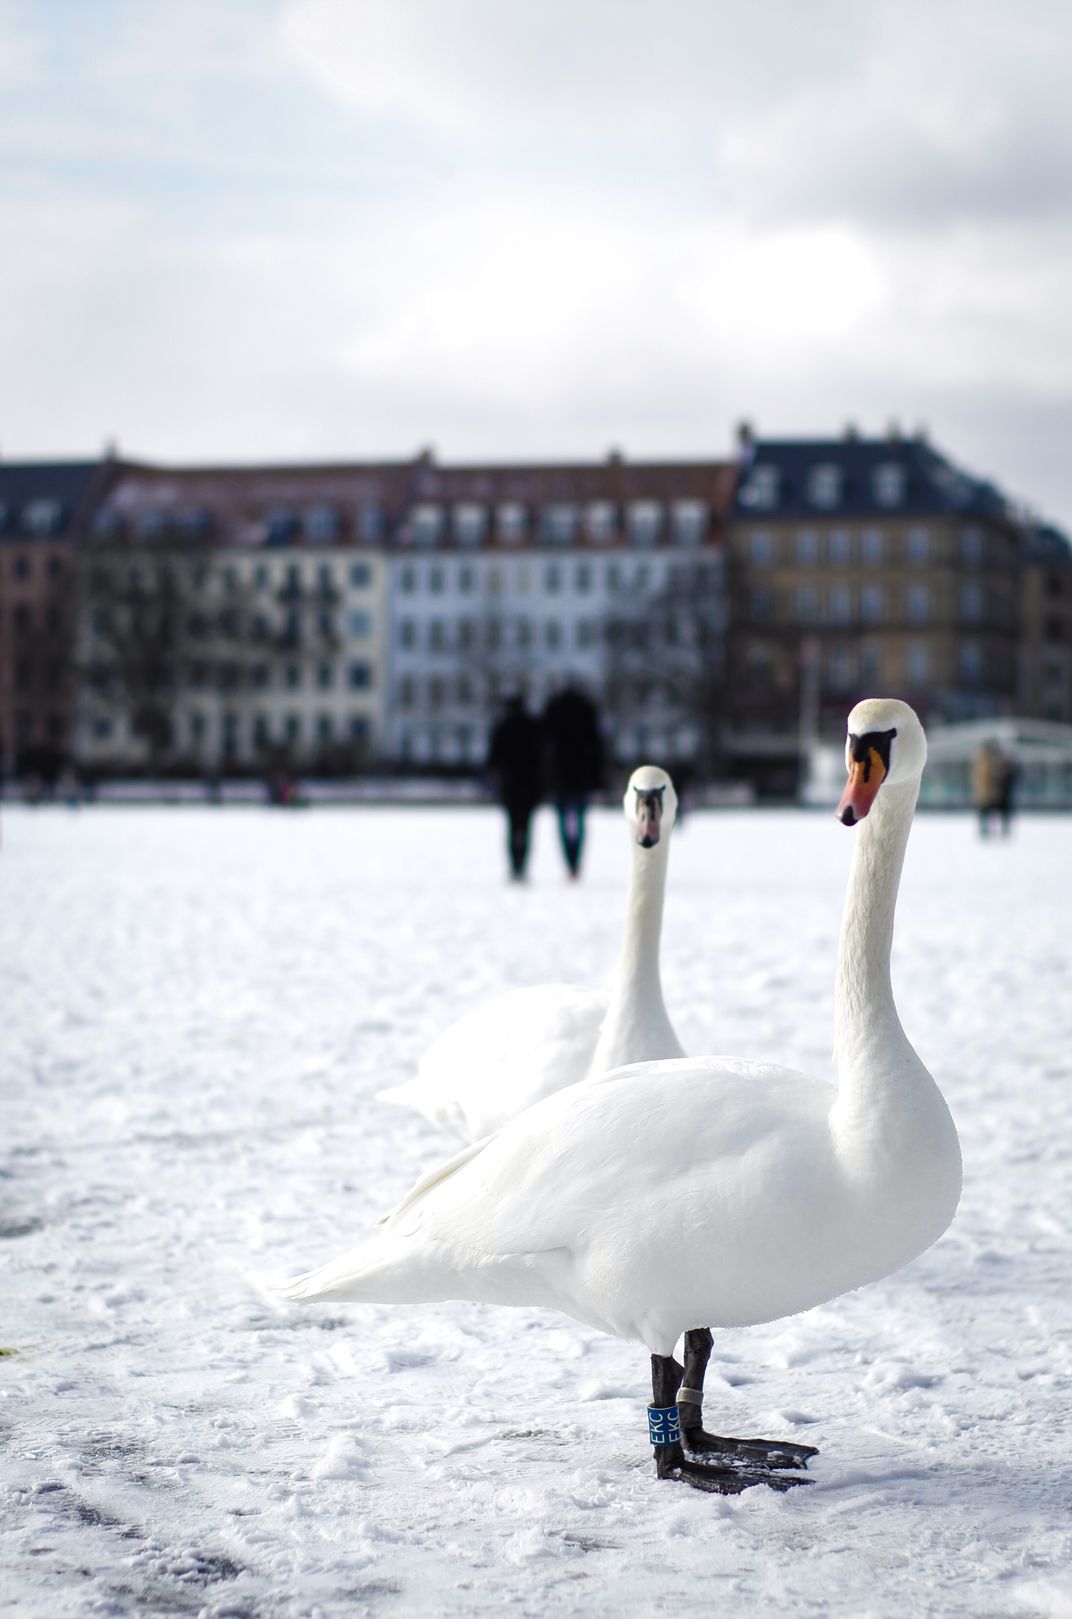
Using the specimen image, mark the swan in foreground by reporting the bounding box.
[377,765,684,1141]
[282,701,962,1494]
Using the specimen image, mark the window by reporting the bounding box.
[828,529,852,565]
[906,584,930,622]
[457,619,474,649]
[545,562,562,593]
[497,503,527,544]
[317,561,336,591]
[859,645,882,684]
[606,562,622,593]
[454,504,486,547]
[672,500,707,547]
[348,609,371,637]
[458,563,474,594]
[586,502,616,541]
[795,529,819,565]
[796,586,819,622]
[284,714,300,744]
[317,714,334,743]
[860,585,885,623]
[487,565,503,596]
[317,662,333,690]
[546,621,562,649]
[873,463,905,507]
[828,584,853,623]
[47,556,64,580]
[399,619,416,648]
[906,526,930,564]
[317,609,333,637]
[634,562,651,591]
[959,643,984,684]
[428,564,444,595]
[13,555,30,580]
[350,716,370,744]
[400,564,416,594]
[905,644,930,684]
[349,662,372,689]
[429,620,445,650]
[23,498,64,536]
[306,504,340,543]
[398,676,415,708]
[739,464,780,510]
[350,561,372,588]
[266,509,298,545]
[861,528,884,566]
[410,504,443,547]
[748,529,775,567]
[960,527,984,564]
[808,464,842,508]
[750,587,774,621]
[358,504,385,544]
[542,504,577,546]
[960,582,984,622]
[286,663,301,689]
[516,618,532,649]
[623,500,661,551]
[575,562,592,592]
[253,563,269,590]
[827,646,855,691]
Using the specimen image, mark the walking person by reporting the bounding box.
[487,694,544,881]
[542,680,605,880]
[973,741,1018,838]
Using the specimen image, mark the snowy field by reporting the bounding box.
[2,799,1070,1619]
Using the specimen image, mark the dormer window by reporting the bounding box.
[628,501,661,547]
[873,462,905,507]
[410,504,443,547]
[586,501,616,542]
[266,508,298,546]
[541,504,577,546]
[739,464,780,510]
[137,509,167,540]
[808,464,842,509]
[306,504,340,543]
[358,504,385,543]
[672,500,707,547]
[497,502,527,544]
[23,498,64,536]
[454,504,487,548]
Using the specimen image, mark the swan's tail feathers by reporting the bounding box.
[374,1075,467,1138]
[277,1235,448,1308]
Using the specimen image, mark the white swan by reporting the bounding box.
[282,700,962,1495]
[377,765,683,1141]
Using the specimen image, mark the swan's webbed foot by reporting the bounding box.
[680,1417,818,1470]
[654,1443,811,1494]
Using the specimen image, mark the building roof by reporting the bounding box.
[0,459,112,541]
[733,433,1020,524]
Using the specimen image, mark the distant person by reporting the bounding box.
[972,741,1018,837]
[542,682,605,879]
[487,694,544,881]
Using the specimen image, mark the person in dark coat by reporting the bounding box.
[487,694,544,880]
[542,681,605,879]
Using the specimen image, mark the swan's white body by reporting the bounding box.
[378,768,683,1141]
[285,702,961,1359]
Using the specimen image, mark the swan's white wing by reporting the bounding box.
[288,1056,847,1348]
[377,983,608,1141]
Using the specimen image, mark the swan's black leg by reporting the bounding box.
[649,1353,809,1494]
[677,1327,819,1470]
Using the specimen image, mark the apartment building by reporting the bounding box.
[725,431,1027,792]
[1020,523,1072,724]
[74,460,399,772]
[385,456,735,768]
[0,460,112,778]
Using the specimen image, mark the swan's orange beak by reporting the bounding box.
[837,751,887,825]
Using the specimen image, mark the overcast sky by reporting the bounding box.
[3,0,1072,526]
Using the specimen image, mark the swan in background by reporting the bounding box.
[282,701,961,1495]
[377,765,684,1141]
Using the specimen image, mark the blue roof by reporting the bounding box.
[734,435,1017,522]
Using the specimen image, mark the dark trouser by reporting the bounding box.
[556,796,588,876]
[504,798,537,878]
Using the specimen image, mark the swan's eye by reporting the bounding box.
[848,728,896,781]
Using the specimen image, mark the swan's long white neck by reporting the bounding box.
[590,835,681,1073]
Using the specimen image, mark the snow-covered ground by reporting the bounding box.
[1,800,1070,1619]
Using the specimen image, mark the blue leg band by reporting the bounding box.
[648,1404,681,1447]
